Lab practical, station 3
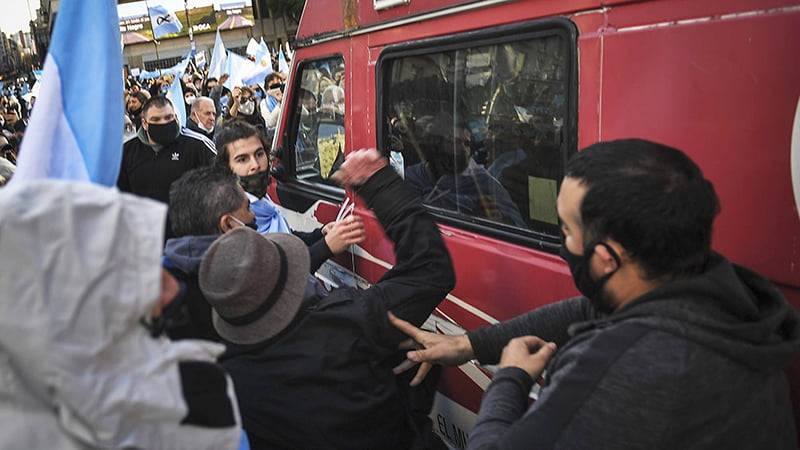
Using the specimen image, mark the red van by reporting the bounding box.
[268,0,800,446]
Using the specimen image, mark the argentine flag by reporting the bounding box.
[11,0,123,187]
[242,39,272,87]
[208,29,227,79]
[278,46,290,75]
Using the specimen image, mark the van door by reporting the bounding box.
[273,54,359,289]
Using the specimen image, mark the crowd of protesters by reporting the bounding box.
[0,87,33,185]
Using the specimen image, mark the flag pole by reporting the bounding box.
[144,0,163,76]
[183,0,196,64]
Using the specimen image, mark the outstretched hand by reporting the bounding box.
[324,215,366,254]
[499,336,557,379]
[388,312,475,387]
[331,148,387,187]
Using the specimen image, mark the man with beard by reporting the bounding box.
[391,139,800,449]
[117,96,216,239]
[213,121,364,273]
[126,91,149,129]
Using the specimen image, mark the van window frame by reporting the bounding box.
[280,53,347,204]
[376,18,578,251]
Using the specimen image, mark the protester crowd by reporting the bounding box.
[0,43,799,450]
[0,85,33,186]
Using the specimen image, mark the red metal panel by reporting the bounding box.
[606,0,800,29]
[598,10,800,289]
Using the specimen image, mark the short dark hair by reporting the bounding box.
[264,72,282,85]
[168,166,243,237]
[213,121,266,168]
[566,138,720,280]
[128,91,149,106]
[141,96,174,118]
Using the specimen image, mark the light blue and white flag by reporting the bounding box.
[208,29,227,79]
[164,56,190,78]
[242,39,272,86]
[12,0,123,187]
[245,38,259,56]
[278,46,289,74]
[149,5,183,40]
[166,72,186,127]
[223,51,255,91]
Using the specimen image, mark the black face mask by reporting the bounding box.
[239,170,271,198]
[146,119,180,146]
[559,238,621,314]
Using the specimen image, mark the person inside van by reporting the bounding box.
[391,138,800,449]
[404,115,526,227]
[213,121,364,273]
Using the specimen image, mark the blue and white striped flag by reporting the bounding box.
[149,5,183,40]
[223,52,255,91]
[208,29,227,79]
[11,0,123,187]
[278,46,290,75]
[166,72,187,127]
[242,39,272,86]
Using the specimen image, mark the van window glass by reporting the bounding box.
[382,34,568,236]
[291,56,346,184]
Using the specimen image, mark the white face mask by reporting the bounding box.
[185,96,196,106]
[238,100,255,115]
[193,113,214,133]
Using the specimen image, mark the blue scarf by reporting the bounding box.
[250,197,292,234]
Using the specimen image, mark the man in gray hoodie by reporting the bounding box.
[392,138,800,449]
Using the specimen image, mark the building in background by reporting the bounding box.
[20,0,299,79]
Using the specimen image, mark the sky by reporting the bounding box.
[0,0,252,35]
[0,0,35,36]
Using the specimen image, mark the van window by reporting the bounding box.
[289,56,346,185]
[381,27,573,239]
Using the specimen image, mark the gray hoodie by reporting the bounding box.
[468,252,800,449]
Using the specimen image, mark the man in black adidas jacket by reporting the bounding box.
[117,96,217,239]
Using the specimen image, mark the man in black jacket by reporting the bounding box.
[187,96,217,139]
[163,166,256,341]
[117,96,217,239]
[198,148,456,449]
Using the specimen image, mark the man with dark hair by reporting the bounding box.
[214,121,364,274]
[392,138,800,449]
[117,96,217,239]
[198,148,455,449]
[163,165,255,341]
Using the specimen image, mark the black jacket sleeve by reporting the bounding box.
[291,228,332,274]
[467,296,595,365]
[354,166,455,344]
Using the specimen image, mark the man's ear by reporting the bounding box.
[218,214,234,234]
[593,242,622,275]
